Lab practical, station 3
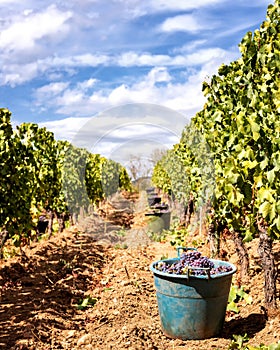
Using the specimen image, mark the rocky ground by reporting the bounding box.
[0,191,279,350]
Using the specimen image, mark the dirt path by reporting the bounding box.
[0,192,279,349]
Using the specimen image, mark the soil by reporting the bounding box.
[0,191,279,350]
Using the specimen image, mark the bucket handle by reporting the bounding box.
[184,266,211,280]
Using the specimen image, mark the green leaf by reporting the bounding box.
[268,342,280,350]
[242,291,253,305]
[252,131,260,141]
[243,160,258,169]
[254,174,263,188]
[227,301,240,313]
[267,169,275,184]
[274,215,280,231]
[259,201,272,218]
[260,158,269,170]
[77,297,97,310]
[258,187,274,202]
[243,230,254,242]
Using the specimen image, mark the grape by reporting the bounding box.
[154,250,233,277]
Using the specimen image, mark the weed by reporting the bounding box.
[76,296,98,310]
[227,285,252,313]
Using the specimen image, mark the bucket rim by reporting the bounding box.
[150,257,237,280]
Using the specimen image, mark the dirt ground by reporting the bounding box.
[0,192,279,350]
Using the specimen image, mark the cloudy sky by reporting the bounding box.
[0,0,272,164]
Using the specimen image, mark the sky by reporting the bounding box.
[0,0,273,166]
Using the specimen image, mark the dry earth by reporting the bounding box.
[0,192,279,350]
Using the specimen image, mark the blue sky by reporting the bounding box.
[0,0,273,164]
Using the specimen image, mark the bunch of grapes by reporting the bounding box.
[155,250,233,277]
[210,265,233,275]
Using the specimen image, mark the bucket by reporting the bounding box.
[145,210,171,233]
[147,195,161,207]
[150,249,236,340]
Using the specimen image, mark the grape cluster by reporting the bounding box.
[211,265,233,275]
[155,250,233,277]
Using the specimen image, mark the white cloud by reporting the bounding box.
[23,9,33,16]
[105,68,172,106]
[0,55,75,86]
[0,0,248,88]
[0,54,106,86]
[37,78,98,110]
[117,48,234,67]
[173,40,208,53]
[35,82,70,99]
[215,21,264,38]
[96,0,225,22]
[119,0,224,16]
[40,66,200,118]
[160,14,204,33]
[117,52,173,67]
[56,89,85,106]
[1,62,40,86]
[148,0,223,11]
[4,46,230,88]
[0,0,20,3]
[147,67,171,83]
[51,54,110,67]
[184,48,232,65]
[33,44,238,119]
[39,117,90,141]
[0,5,72,52]
[77,78,97,90]
[1,0,271,159]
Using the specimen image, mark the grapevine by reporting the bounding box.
[0,109,132,250]
[152,0,280,308]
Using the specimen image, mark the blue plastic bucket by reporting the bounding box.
[150,253,236,340]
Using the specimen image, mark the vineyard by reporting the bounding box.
[1,0,280,349]
[0,192,279,349]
